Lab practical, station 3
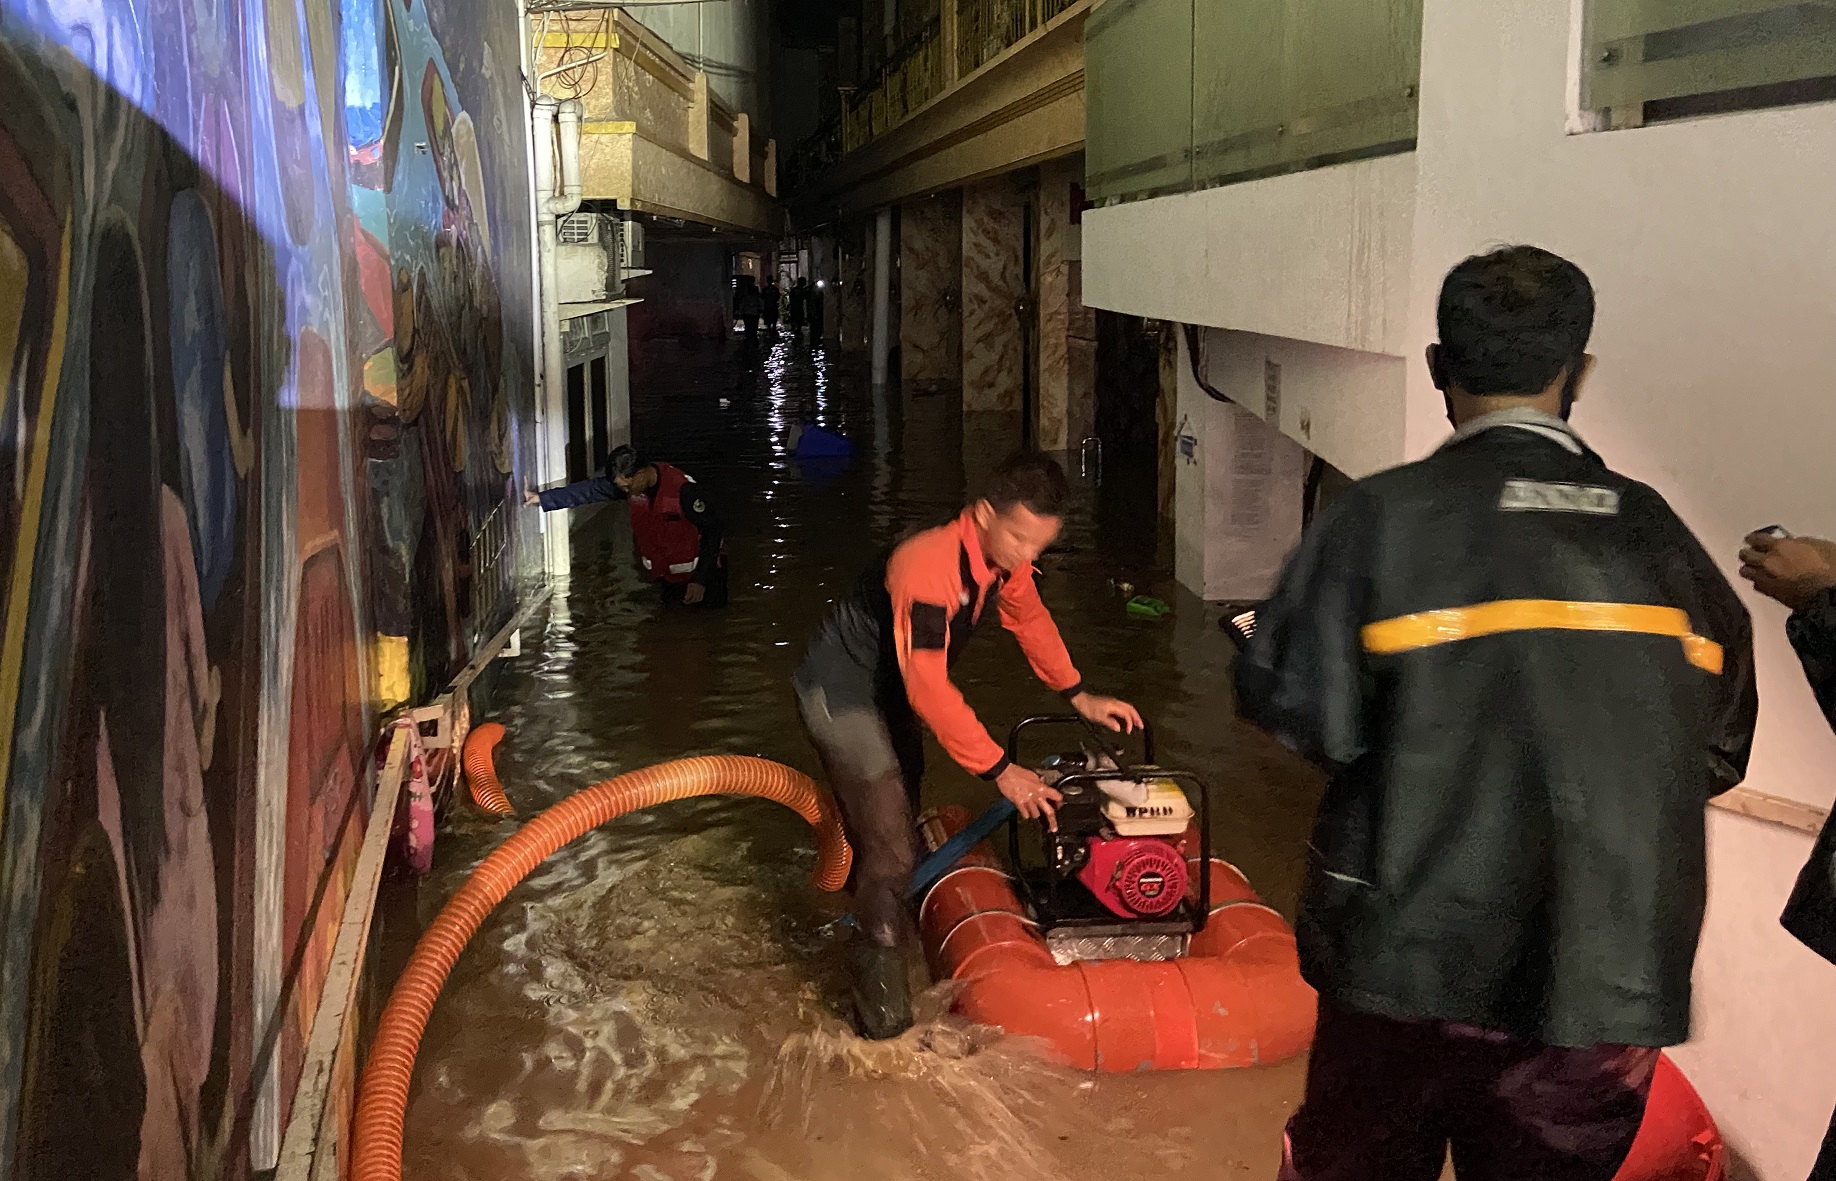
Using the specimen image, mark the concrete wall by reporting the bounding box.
[1407,7,1836,1174]
[625,0,770,125]
[627,239,733,343]
[1171,334,1309,602]
[1197,328,1407,483]
[0,0,539,1173]
[1083,151,1418,358]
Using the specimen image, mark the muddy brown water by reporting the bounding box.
[387,337,1326,1181]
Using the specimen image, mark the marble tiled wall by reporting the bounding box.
[1068,260,1098,450]
[961,177,1026,415]
[1036,159,1075,451]
[838,219,872,349]
[899,193,963,390]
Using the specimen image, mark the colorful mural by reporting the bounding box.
[0,0,537,1177]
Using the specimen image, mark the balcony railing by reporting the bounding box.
[842,19,948,153]
[958,0,1081,76]
[811,0,1082,163]
[1085,0,1423,205]
[784,113,845,197]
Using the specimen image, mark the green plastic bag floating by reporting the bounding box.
[1125,595,1170,620]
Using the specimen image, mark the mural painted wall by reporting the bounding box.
[0,0,536,1178]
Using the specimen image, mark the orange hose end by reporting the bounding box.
[351,753,853,1181]
[462,722,515,816]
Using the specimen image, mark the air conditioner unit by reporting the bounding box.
[618,216,646,275]
[555,214,648,312]
[555,212,621,305]
[558,212,600,245]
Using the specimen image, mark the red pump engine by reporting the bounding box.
[1076,836,1188,919]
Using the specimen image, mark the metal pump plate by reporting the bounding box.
[1046,929,1189,966]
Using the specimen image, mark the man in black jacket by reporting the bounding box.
[1739,528,1836,1179]
[1239,245,1757,1181]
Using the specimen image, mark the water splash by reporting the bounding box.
[759,988,1074,1181]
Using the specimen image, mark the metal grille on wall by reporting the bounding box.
[843,19,947,152]
[467,498,516,655]
[956,0,1079,77]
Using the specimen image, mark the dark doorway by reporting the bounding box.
[566,362,588,481]
[1095,310,1160,460]
[589,354,610,475]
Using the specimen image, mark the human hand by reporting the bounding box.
[1740,532,1836,612]
[1070,692,1143,734]
[995,763,1063,830]
[523,484,540,508]
[682,581,707,605]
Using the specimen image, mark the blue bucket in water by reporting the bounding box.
[794,424,853,459]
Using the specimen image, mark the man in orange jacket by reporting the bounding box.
[794,450,1141,1038]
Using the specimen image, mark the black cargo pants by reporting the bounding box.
[793,681,926,948]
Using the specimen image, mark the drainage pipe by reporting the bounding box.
[351,753,852,1181]
[462,723,515,816]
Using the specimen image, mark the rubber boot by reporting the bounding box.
[848,939,914,1040]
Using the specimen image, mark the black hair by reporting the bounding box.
[607,444,646,480]
[986,450,1068,517]
[1434,245,1595,397]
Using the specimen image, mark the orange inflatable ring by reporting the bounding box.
[918,805,1727,1180]
[917,804,1316,1071]
[351,751,852,1181]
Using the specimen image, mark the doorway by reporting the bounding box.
[565,362,588,481]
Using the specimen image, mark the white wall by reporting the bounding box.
[1406,7,1836,1172]
[1200,327,1407,481]
[1083,151,1417,356]
[1172,332,1309,601]
[606,306,631,449]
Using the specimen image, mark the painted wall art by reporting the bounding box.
[0,0,538,1176]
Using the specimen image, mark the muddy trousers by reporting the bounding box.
[1279,1001,1660,1181]
[793,685,926,949]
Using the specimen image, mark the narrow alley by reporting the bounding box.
[5,2,1835,1180]
[390,336,1321,1181]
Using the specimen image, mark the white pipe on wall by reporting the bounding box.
[533,96,585,577]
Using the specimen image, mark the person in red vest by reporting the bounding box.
[526,445,729,606]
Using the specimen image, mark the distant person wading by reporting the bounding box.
[527,444,730,607]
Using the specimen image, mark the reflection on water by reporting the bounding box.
[393,336,1324,1180]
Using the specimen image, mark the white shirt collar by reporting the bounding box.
[1444,407,1585,456]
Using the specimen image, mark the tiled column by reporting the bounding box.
[1035,158,1077,451]
[898,192,962,393]
[838,217,871,349]
[961,177,1025,424]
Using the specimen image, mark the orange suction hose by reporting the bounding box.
[351,751,853,1181]
[463,723,515,815]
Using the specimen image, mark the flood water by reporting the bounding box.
[389,334,1327,1181]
